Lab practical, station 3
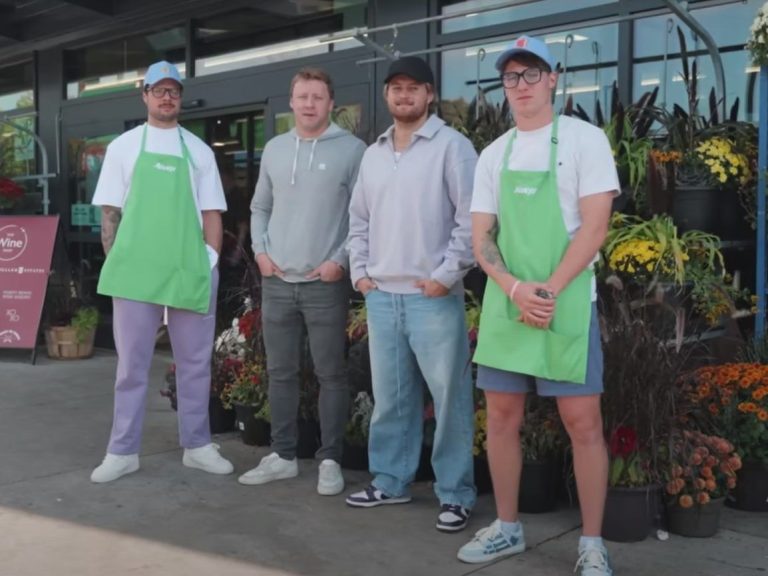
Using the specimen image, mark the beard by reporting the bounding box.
[150,107,179,124]
[387,100,429,123]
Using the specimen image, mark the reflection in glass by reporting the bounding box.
[440,0,615,34]
[634,0,763,59]
[633,51,757,122]
[0,61,34,111]
[65,27,186,99]
[195,4,367,77]
[441,24,617,126]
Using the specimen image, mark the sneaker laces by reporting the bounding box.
[472,520,506,547]
[574,547,610,574]
[319,461,339,481]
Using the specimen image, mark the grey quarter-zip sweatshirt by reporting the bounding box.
[347,115,477,295]
[250,122,366,282]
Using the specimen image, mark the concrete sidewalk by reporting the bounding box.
[0,350,766,576]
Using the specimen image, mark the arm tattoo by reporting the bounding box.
[479,221,509,276]
[101,207,122,256]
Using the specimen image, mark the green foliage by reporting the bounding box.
[71,306,98,343]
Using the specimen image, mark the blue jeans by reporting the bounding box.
[365,290,476,509]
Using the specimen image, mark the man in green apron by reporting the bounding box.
[90,61,233,483]
[457,37,618,576]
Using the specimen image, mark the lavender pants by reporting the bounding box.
[106,268,218,455]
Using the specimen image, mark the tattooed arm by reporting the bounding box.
[101,206,122,256]
[472,212,516,293]
[472,211,554,327]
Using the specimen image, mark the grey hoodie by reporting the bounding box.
[250,123,366,282]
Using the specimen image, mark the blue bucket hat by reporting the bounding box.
[143,60,183,88]
[495,35,556,72]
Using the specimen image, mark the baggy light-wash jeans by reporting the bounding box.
[365,290,476,509]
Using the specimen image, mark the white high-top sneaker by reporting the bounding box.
[90,453,140,483]
[238,452,298,485]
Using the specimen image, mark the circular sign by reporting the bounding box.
[0,224,29,262]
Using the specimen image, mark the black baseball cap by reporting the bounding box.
[384,57,434,85]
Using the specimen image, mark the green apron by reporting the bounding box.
[473,116,592,384]
[98,125,211,313]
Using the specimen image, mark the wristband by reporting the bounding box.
[508,280,521,301]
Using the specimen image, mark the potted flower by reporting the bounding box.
[44,305,99,359]
[683,363,768,511]
[0,177,24,213]
[342,391,373,470]
[220,357,270,446]
[518,397,566,513]
[663,429,741,538]
[602,425,658,542]
[599,277,692,541]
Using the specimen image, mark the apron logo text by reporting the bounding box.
[513,186,537,196]
[154,162,177,173]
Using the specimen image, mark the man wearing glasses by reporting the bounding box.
[457,37,618,576]
[91,60,233,483]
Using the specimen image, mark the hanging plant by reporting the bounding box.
[746,2,768,67]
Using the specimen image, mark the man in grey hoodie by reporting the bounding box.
[242,67,366,496]
[346,57,477,532]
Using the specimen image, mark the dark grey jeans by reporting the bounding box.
[261,276,350,462]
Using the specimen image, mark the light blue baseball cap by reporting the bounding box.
[495,35,556,72]
[143,60,183,88]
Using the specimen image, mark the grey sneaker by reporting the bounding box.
[457,519,526,564]
[575,545,613,576]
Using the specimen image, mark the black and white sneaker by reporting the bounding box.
[345,485,412,508]
[436,503,471,532]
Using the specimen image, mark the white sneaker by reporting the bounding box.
[575,545,613,576]
[238,452,298,486]
[317,459,345,496]
[183,443,233,475]
[90,453,139,483]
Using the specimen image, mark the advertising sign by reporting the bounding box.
[0,216,59,349]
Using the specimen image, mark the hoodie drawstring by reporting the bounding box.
[308,139,317,172]
[290,137,320,185]
[290,136,300,186]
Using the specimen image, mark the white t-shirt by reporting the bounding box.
[471,115,619,299]
[92,123,227,222]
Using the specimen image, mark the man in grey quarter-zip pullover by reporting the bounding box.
[345,57,478,533]
[243,67,366,496]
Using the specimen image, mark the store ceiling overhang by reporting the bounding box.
[0,0,229,63]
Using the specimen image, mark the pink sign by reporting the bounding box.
[0,216,59,349]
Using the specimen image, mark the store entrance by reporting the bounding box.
[182,109,265,325]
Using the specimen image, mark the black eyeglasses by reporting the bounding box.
[501,67,546,89]
[146,86,182,99]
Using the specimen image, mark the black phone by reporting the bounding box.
[535,288,555,299]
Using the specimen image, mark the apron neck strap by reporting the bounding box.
[140,124,193,165]
[503,114,560,171]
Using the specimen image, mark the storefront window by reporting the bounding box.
[65,27,186,99]
[441,24,617,124]
[194,2,367,77]
[632,0,761,120]
[634,0,763,59]
[0,61,34,112]
[440,0,615,34]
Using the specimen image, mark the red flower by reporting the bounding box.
[0,177,24,203]
[609,426,637,457]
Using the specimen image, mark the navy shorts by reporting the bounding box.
[476,303,604,397]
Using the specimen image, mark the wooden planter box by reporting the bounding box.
[44,326,95,359]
